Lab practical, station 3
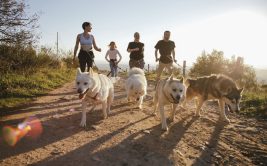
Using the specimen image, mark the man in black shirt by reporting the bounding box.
[127,32,145,69]
[155,30,177,83]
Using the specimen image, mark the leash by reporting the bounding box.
[106,62,127,77]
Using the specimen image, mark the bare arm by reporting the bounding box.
[105,50,110,62]
[92,36,101,52]
[73,34,80,60]
[127,48,139,53]
[155,49,159,62]
[172,49,176,62]
[117,50,122,63]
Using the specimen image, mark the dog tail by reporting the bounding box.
[128,67,145,76]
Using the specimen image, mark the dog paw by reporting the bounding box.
[195,113,201,117]
[80,120,86,127]
[103,115,108,119]
[138,105,143,109]
[162,126,169,131]
[222,118,230,123]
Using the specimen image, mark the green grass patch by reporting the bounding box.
[240,91,267,119]
[0,68,76,108]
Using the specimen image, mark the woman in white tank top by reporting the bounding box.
[73,22,101,72]
[105,41,122,77]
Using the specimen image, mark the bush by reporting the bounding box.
[189,49,257,90]
[0,44,63,75]
[240,91,267,119]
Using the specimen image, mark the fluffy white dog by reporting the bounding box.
[76,68,114,127]
[125,67,147,109]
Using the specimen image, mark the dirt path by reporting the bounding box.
[0,78,267,166]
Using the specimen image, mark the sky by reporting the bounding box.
[26,0,267,69]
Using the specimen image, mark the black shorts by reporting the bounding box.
[78,50,94,72]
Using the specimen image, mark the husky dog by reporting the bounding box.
[125,67,147,109]
[76,68,114,127]
[183,74,243,123]
[153,76,185,131]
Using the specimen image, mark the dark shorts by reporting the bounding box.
[129,59,145,69]
[78,50,94,72]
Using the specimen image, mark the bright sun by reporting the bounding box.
[174,10,267,68]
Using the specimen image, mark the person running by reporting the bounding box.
[73,22,101,72]
[155,30,177,84]
[105,41,122,77]
[127,32,145,69]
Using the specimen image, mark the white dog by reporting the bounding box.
[153,76,185,131]
[125,67,147,109]
[76,68,114,127]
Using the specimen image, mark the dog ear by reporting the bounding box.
[180,77,184,83]
[238,87,244,93]
[169,74,174,81]
[77,68,82,75]
[88,67,94,75]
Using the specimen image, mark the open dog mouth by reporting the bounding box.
[171,94,180,104]
[78,88,89,100]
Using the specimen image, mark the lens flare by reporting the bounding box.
[24,116,43,139]
[2,116,43,146]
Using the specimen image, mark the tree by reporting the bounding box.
[0,0,39,45]
[189,50,258,89]
[189,50,228,76]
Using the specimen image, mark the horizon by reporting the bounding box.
[27,0,267,69]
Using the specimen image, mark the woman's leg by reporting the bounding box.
[78,53,86,72]
[110,62,115,77]
[114,66,118,77]
[86,57,93,72]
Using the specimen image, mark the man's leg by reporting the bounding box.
[154,62,165,90]
[156,62,165,84]
[166,62,174,76]
[129,59,134,69]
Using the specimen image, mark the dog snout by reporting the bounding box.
[77,88,82,93]
[176,95,180,101]
[136,97,140,101]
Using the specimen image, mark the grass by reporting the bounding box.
[0,68,76,108]
[240,90,267,119]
